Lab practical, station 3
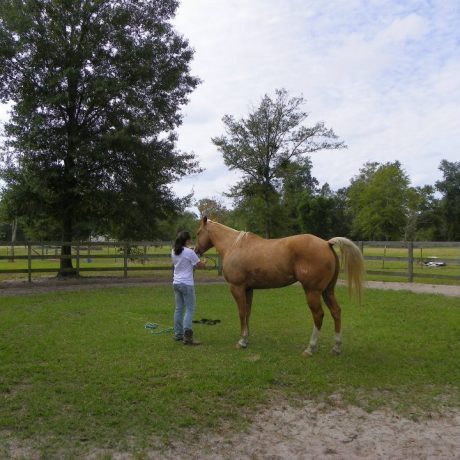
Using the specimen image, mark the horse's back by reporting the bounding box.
[223,233,336,290]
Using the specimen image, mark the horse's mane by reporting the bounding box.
[233,231,249,247]
[207,220,251,247]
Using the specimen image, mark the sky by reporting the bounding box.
[171,0,460,210]
[0,0,459,214]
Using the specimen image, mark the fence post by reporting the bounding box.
[123,242,128,278]
[27,242,32,283]
[76,243,80,277]
[408,241,414,283]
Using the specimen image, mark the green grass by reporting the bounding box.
[0,284,459,458]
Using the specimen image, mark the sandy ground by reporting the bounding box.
[1,276,459,297]
[2,277,459,459]
[156,399,460,460]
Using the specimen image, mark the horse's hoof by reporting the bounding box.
[235,343,247,350]
[330,347,341,356]
[302,348,314,357]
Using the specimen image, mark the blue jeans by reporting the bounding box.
[173,283,196,338]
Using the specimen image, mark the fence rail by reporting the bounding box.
[0,240,459,284]
[0,241,222,282]
[357,240,460,283]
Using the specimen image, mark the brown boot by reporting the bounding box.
[183,329,201,346]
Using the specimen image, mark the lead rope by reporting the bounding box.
[144,323,174,335]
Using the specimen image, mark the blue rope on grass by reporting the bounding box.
[144,322,174,335]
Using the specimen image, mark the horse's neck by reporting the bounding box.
[209,222,241,256]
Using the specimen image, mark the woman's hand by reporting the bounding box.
[195,258,207,269]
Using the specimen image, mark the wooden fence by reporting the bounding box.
[0,241,222,282]
[358,241,459,283]
[0,240,459,284]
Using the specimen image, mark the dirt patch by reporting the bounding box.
[1,277,459,297]
[0,275,223,297]
[361,280,460,298]
[154,399,460,460]
[3,399,459,460]
[153,399,460,460]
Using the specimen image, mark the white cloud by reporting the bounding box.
[376,14,427,44]
[173,0,460,205]
[2,0,459,212]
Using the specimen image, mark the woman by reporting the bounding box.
[172,231,207,345]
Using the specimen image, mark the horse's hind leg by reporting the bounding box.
[303,290,324,357]
[323,289,342,355]
[230,285,253,349]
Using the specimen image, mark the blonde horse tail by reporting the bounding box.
[328,237,364,303]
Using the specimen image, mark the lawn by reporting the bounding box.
[0,284,459,458]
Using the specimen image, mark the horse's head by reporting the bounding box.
[195,216,214,255]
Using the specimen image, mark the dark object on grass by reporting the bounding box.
[192,318,221,325]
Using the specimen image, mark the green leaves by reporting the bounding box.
[213,88,345,237]
[0,0,200,243]
[436,160,460,240]
[348,161,412,240]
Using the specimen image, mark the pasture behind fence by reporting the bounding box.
[0,241,222,282]
[358,241,460,283]
[0,240,459,284]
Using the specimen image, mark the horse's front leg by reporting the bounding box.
[230,285,253,349]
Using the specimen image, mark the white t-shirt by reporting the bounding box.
[172,247,201,285]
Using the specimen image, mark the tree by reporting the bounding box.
[0,0,200,275]
[196,197,229,221]
[347,161,412,240]
[278,156,319,234]
[227,181,287,237]
[435,160,460,240]
[404,185,443,241]
[156,209,199,241]
[296,186,351,239]
[212,88,346,237]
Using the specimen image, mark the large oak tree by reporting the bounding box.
[0,0,200,275]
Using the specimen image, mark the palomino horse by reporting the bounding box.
[195,217,364,356]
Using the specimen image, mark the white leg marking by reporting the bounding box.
[237,336,248,348]
[331,332,342,355]
[303,326,321,356]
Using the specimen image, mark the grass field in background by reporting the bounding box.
[0,284,459,458]
[0,242,459,285]
[363,246,460,284]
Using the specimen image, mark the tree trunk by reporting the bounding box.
[58,189,77,278]
[9,218,17,262]
[58,110,78,277]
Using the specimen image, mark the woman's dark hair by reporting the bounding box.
[174,231,192,255]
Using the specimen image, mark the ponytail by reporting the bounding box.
[174,231,191,255]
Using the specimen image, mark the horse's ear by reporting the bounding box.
[202,216,208,225]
